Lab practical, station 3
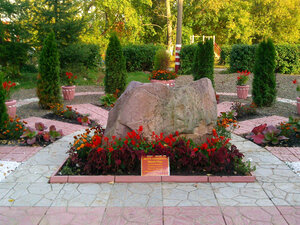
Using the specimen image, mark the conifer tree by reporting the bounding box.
[37,32,61,109]
[0,72,8,128]
[192,39,214,86]
[104,33,127,94]
[252,38,276,107]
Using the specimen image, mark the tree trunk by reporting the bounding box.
[166,0,172,54]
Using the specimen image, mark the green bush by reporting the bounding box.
[219,45,232,65]
[275,45,300,74]
[123,44,162,72]
[229,44,257,73]
[104,33,127,94]
[37,32,62,109]
[59,43,101,70]
[153,48,169,71]
[192,39,214,86]
[178,44,197,74]
[0,72,8,128]
[252,38,276,107]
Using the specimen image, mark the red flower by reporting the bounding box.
[200,142,208,150]
[138,126,143,132]
[293,79,297,84]
[97,147,103,152]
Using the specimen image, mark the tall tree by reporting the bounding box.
[0,0,30,77]
[37,32,61,109]
[166,0,172,52]
[252,38,276,107]
[104,33,127,94]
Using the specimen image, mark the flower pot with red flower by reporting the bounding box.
[2,81,17,118]
[236,70,250,99]
[62,72,77,100]
[292,79,300,114]
[149,70,178,87]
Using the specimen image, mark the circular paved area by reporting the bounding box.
[0,93,299,224]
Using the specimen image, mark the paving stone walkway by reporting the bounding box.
[1,94,299,224]
[70,104,109,128]
[0,130,299,224]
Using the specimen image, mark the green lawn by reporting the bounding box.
[126,72,150,85]
[10,70,149,94]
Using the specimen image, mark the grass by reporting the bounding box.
[9,70,150,95]
[126,72,150,85]
[10,69,103,90]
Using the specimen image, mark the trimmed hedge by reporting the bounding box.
[229,44,257,73]
[175,44,300,75]
[229,44,299,74]
[275,45,299,74]
[123,44,163,72]
[219,45,232,65]
[178,44,197,74]
[59,43,101,70]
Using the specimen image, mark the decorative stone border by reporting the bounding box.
[49,159,256,183]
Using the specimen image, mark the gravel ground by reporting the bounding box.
[13,70,300,120]
[17,92,104,119]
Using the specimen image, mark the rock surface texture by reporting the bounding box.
[104,78,217,143]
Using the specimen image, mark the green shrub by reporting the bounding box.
[37,32,62,109]
[192,39,214,86]
[123,44,162,72]
[59,43,101,70]
[0,72,8,128]
[178,44,197,75]
[252,38,276,107]
[104,33,127,94]
[153,48,169,71]
[275,45,300,74]
[229,44,257,73]
[219,45,232,65]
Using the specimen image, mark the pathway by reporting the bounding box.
[69,104,109,128]
[0,129,299,224]
[0,94,299,224]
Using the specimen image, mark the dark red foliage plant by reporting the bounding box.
[62,125,255,176]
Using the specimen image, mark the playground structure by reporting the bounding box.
[190,35,221,59]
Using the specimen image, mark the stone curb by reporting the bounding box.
[49,171,256,184]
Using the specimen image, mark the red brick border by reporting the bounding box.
[50,171,255,184]
[49,158,256,184]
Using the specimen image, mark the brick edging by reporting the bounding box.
[49,160,256,184]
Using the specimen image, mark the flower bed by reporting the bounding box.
[245,117,300,147]
[0,118,64,147]
[45,103,96,126]
[56,125,255,178]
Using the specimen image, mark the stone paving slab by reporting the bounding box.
[217,101,235,116]
[101,207,163,225]
[24,117,87,136]
[0,206,48,225]
[162,183,217,206]
[70,103,108,127]
[107,183,162,207]
[222,206,288,225]
[0,146,42,162]
[266,146,300,162]
[212,183,274,206]
[163,206,224,225]
[277,206,300,225]
[234,116,288,135]
[39,207,105,225]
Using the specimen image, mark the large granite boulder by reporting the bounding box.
[104,78,217,143]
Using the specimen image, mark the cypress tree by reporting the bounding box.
[37,32,61,109]
[104,33,127,94]
[192,39,214,86]
[252,38,276,107]
[0,72,8,128]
